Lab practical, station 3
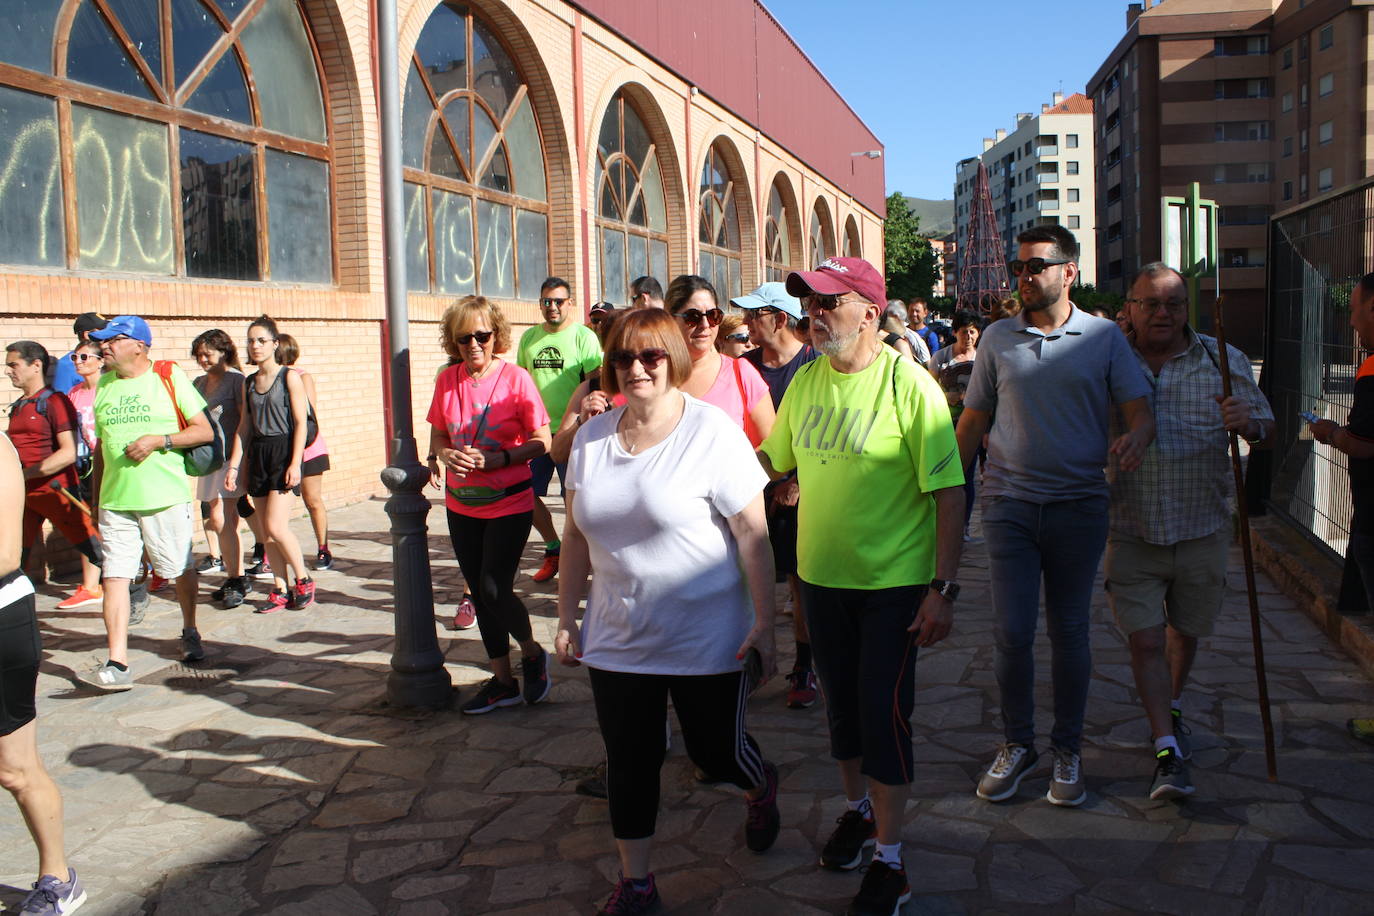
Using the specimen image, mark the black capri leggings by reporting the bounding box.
[588,666,767,839]
[446,509,534,659]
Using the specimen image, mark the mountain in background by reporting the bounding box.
[900,196,954,237]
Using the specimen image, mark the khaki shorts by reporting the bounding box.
[99,504,195,581]
[1105,525,1232,638]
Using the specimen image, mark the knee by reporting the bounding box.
[995,618,1036,652]
[1129,625,1167,655]
[0,759,33,795]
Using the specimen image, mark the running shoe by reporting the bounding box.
[532,553,559,583]
[245,558,273,580]
[56,585,103,610]
[744,762,781,852]
[315,546,333,571]
[291,577,316,610]
[976,743,1039,802]
[220,577,246,610]
[461,676,522,715]
[819,809,876,871]
[785,668,818,709]
[195,555,224,574]
[128,581,149,626]
[521,648,552,705]
[1149,748,1194,800]
[597,873,659,916]
[19,867,87,915]
[453,594,477,630]
[1171,709,1193,760]
[148,574,169,592]
[256,590,290,614]
[1046,747,1087,807]
[846,860,910,916]
[181,628,205,663]
[78,662,132,693]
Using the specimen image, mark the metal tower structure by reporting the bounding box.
[957,162,1010,315]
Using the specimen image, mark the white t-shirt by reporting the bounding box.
[567,393,768,675]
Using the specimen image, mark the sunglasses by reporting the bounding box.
[725,333,750,343]
[541,297,569,307]
[457,330,494,346]
[1008,257,1071,276]
[70,352,99,362]
[802,294,860,311]
[675,308,723,327]
[607,348,669,371]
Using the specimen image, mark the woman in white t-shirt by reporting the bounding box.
[555,309,780,913]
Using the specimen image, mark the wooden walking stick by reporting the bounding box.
[1212,296,1278,781]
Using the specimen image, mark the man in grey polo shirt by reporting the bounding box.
[955,225,1154,807]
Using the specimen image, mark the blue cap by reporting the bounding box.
[730,282,803,320]
[88,315,152,346]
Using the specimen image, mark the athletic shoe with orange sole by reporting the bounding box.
[56,585,103,610]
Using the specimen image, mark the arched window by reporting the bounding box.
[810,200,834,267]
[402,3,549,299]
[764,177,795,282]
[698,141,741,299]
[844,216,862,258]
[595,92,667,305]
[0,0,332,282]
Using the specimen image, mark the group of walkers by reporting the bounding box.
[4,219,1330,916]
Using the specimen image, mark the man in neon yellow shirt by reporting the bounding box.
[759,257,965,916]
[516,277,602,582]
[79,316,213,691]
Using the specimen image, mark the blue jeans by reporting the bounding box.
[983,495,1109,755]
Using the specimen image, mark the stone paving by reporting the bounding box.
[3,496,1374,915]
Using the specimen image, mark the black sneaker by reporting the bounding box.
[597,873,659,916]
[128,580,149,626]
[221,577,246,609]
[245,558,273,580]
[196,555,224,574]
[315,546,333,570]
[819,809,876,870]
[521,647,552,705]
[1149,748,1195,800]
[461,676,522,715]
[846,860,911,916]
[1171,709,1193,760]
[744,761,781,852]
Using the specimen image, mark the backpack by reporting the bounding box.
[9,388,92,478]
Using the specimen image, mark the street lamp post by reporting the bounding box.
[376,0,453,708]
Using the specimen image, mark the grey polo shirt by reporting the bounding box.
[964,305,1152,503]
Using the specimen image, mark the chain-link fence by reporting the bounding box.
[1261,177,1373,565]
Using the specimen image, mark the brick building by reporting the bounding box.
[0,0,885,513]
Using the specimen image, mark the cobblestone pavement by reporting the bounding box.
[3,496,1374,915]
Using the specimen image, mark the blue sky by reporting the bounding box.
[767,0,1130,200]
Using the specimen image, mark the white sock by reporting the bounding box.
[1154,735,1180,755]
[874,842,902,867]
[846,795,872,819]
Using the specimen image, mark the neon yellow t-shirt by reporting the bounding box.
[760,346,963,589]
[516,323,602,429]
[94,362,206,511]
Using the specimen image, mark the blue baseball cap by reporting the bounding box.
[89,315,152,346]
[730,282,803,320]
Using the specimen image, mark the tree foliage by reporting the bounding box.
[1070,282,1126,314]
[883,192,940,302]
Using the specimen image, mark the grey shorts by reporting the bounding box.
[99,503,195,580]
[1105,525,1232,638]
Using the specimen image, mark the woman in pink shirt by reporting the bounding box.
[665,275,773,445]
[62,340,103,607]
[427,297,553,716]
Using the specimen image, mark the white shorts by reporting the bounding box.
[195,462,244,502]
[99,504,195,580]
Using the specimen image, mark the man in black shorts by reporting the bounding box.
[734,282,818,708]
[0,433,88,914]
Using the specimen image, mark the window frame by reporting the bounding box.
[593,91,669,306]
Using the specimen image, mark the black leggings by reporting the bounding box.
[446,509,534,660]
[589,667,767,839]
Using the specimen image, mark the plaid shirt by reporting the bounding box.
[1109,328,1274,545]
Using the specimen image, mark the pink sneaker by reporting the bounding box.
[454,595,477,630]
[256,590,290,614]
[56,585,103,610]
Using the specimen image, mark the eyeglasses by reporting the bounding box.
[607,348,669,370]
[457,330,494,345]
[70,352,98,362]
[745,307,780,320]
[1126,297,1188,315]
[725,333,750,343]
[1008,257,1071,276]
[802,294,861,311]
[247,336,275,345]
[541,297,569,307]
[675,308,723,327]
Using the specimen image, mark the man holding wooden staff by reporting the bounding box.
[1108,263,1274,799]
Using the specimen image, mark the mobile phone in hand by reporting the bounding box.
[742,647,764,694]
[1300,410,1320,424]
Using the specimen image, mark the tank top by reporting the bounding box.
[247,368,293,438]
[195,370,243,442]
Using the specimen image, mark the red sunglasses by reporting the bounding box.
[607,348,669,371]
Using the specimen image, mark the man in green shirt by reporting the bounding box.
[759,257,966,916]
[78,316,213,692]
[516,277,602,583]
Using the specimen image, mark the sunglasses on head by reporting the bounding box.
[675,308,723,327]
[607,348,669,371]
[457,330,494,345]
[70,352,98,362]
[541,297,569,307]
[1008,257,1071,276]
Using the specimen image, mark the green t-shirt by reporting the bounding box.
[94,362,207,511]
[516,322,602,429]
[760,346,964,589]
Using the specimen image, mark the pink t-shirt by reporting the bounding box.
[426,360,549,518]
[67,383,97,450]
[701,354,770,446]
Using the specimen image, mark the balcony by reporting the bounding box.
[1037,199,1059,212]
[1036,172,1059,184]
[1035,145,1059,157]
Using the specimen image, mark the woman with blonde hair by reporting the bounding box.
[427,296,553,715]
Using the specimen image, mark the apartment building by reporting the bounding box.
[953,92,1098,286]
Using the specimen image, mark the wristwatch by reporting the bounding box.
[163,434,173,452]
[929,578,961,601]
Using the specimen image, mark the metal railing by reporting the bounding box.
[1260,177,1374,563]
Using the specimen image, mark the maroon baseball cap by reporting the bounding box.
[786,257,887,307]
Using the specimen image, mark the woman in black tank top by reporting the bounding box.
[225,316,315,613]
